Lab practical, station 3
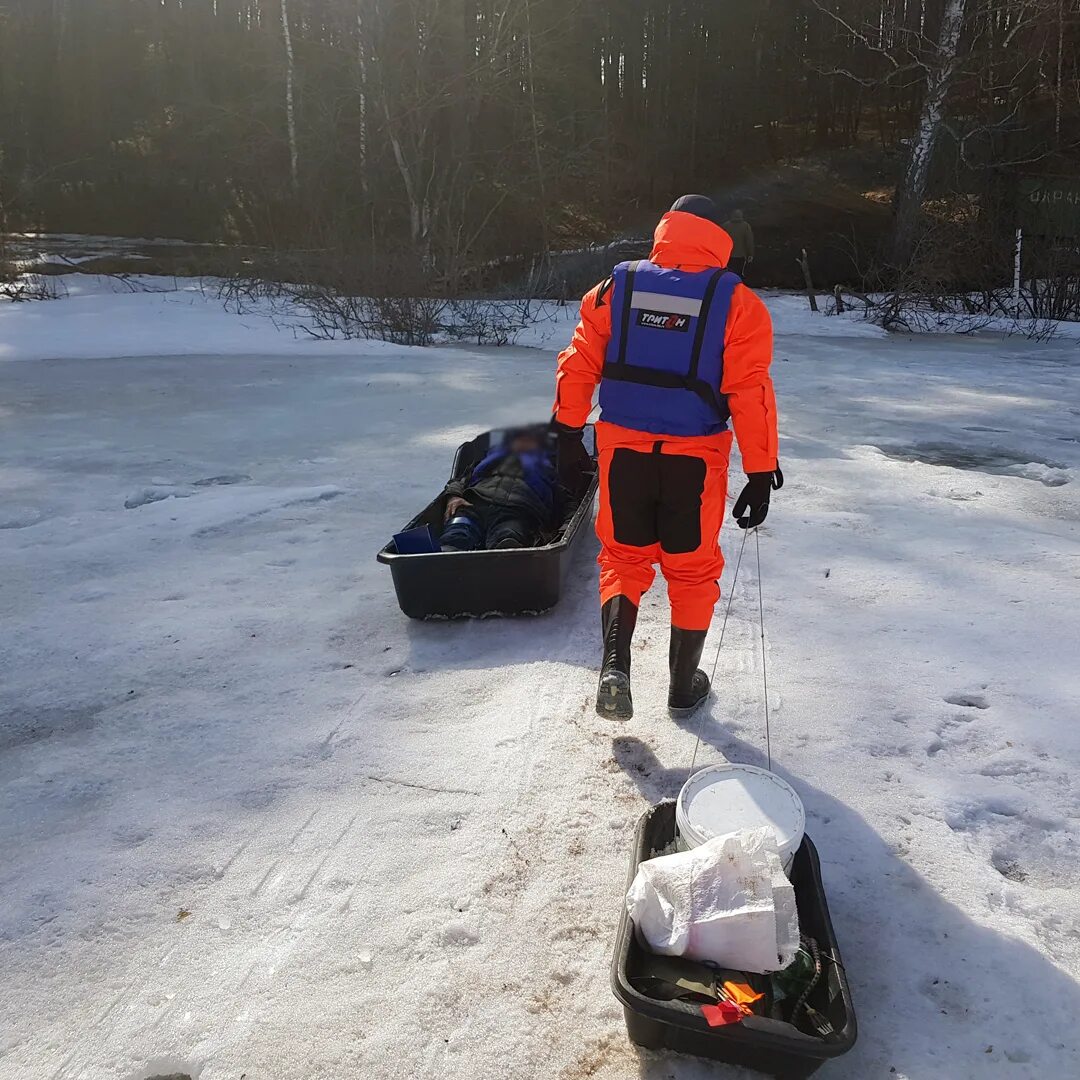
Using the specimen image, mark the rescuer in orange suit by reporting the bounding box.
[552,195,781,721]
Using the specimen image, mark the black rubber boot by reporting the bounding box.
[668,627,710,718]
[596,596,638,721]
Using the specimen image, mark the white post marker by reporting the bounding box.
[1013,226,1023,317]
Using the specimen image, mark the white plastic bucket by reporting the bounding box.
[676,764,806,871]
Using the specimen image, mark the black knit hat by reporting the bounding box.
[669,194,722,227]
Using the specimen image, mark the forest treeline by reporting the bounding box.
[1,0,1079,292]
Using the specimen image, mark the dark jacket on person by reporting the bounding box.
[444,447,560,523]
[721,211,755,259]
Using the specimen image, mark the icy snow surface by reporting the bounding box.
[1,280,1079,1080]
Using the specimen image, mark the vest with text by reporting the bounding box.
[599,259,739,437]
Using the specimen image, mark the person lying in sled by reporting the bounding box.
[440,427,562,551]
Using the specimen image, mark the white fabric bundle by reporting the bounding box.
[626,826,800,974]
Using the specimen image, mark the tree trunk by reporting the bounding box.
[524,0,548,253]
[1055,0,1064,145]
[280,0,299,192]
[355,10,369,197]
[385,115,431,268]
[891,0,966,263]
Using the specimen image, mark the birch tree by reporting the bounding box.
[891,0,967,261]
[280,0,299,191]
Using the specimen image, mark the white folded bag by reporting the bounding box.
[626,825,800,974]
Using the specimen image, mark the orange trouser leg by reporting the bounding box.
[658,442,731,631]
[596,446,658,607]
[595,436,731,628]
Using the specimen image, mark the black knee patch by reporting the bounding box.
[608,448,659,547]
[657,455,706,554]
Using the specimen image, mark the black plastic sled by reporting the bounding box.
[377,426,598,620]
[612,801,858,1080]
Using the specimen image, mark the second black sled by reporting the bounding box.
[612,801,858,1079]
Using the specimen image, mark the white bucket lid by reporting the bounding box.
[676,764,805,862]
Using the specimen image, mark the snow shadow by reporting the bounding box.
[612,726,1080,1077]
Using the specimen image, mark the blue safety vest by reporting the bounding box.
[599,259,740,437]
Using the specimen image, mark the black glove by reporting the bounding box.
[550,420,592,497]
[733,466,784,529]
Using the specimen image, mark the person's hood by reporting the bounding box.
[649,210,732,270]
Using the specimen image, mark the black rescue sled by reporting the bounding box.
[378,426,598,619]
[612,801,858,1079]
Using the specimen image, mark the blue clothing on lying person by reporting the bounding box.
[467,446,560,516]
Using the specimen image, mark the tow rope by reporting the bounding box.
[689,523,773,772]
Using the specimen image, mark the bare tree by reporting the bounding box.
[811,0,1061,263]
[280,0,299,191]
[892,0,967,261]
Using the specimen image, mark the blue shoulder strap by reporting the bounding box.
[615,260,641,366]
[688,269,731,381]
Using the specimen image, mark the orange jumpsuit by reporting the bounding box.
[553,210,778,631]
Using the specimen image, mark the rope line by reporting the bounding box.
[689,526,749,774]
[686,524,773,775]
[755,526,772,772]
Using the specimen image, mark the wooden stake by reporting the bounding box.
[797,249,818,312]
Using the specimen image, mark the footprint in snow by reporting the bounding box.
[126,1058,199,1080]
[923,713,984,760]
[0,507,46,529]
[943,692,990,709]
[440,920,480,946]
[193,473,252,487]
[946,796,1080,889]
[125,475,251,510]
[920,975,974,1016]
[978,756,1049,781]
[990,850,1029,883]
[112,826,152,849]
[124,487,185,510]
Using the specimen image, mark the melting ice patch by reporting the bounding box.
[869,442,1070,486]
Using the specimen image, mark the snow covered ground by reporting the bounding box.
[1,280,1079,1080]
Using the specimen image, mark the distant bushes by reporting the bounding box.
[216,248,559,346]
[843,196,1079,336]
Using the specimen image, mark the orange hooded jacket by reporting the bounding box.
[553,210,778,473]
